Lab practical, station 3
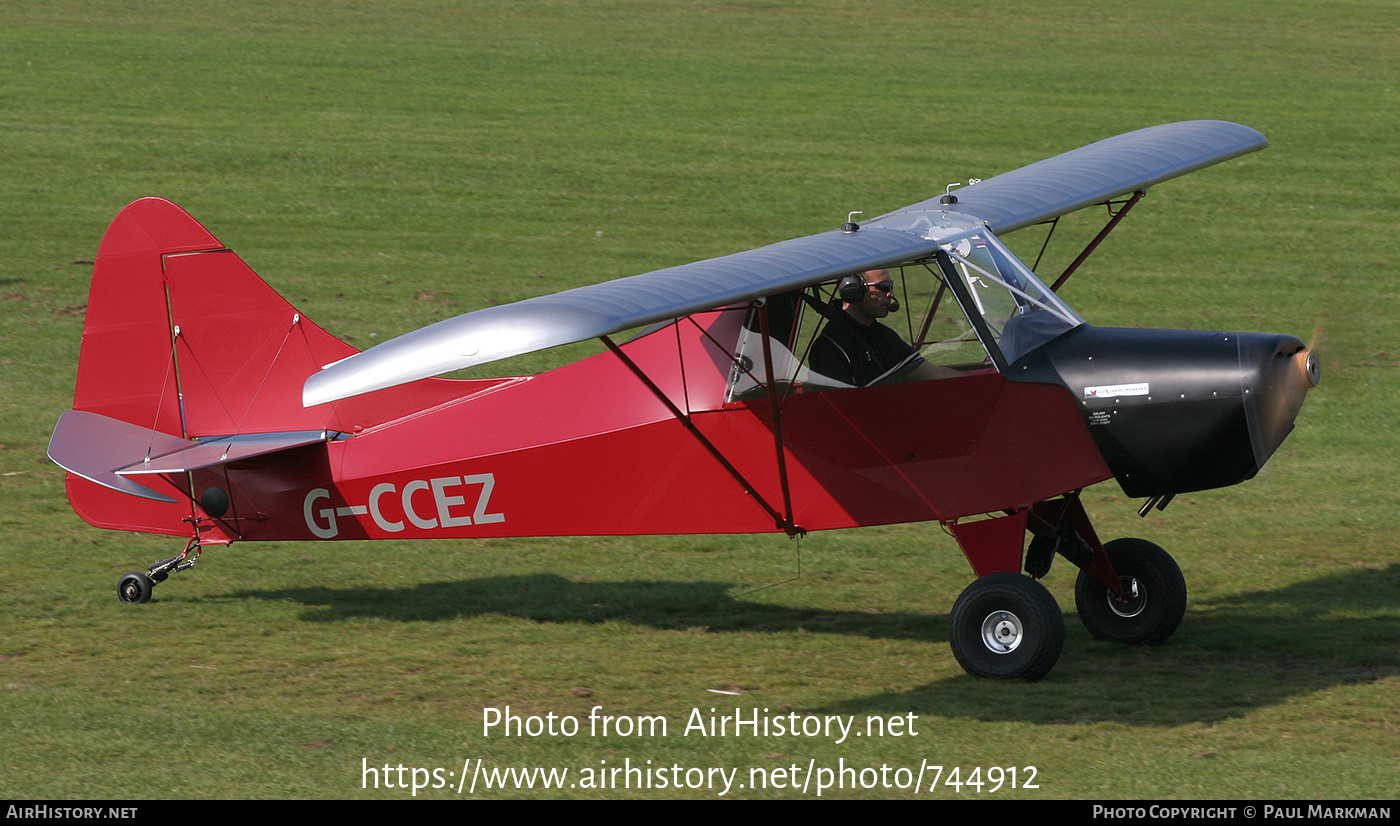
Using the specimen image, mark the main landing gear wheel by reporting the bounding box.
[1074,538,1187,645]
[949,572,1064,681]
[117,572,155,605]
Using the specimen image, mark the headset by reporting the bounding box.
[836,273,899,312]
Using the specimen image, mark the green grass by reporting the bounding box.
[2,0,1397,800]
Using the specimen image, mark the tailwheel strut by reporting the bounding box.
[117,538,203,605]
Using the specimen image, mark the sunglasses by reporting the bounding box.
[865,280,894,293]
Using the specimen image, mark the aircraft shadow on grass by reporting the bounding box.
[231,573,945,639]
[230,562,1397,726]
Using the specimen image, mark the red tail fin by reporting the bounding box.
[63,198,465,536]
[75,198,360,436]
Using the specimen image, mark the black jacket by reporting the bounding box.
[809,309,920,387]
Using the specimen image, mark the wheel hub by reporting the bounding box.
[1107,576,1146,618]
[979,610,1023,654]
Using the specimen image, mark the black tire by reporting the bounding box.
[117,572,154,605]
[949,572,1064,681]
[1074,538,1186,645]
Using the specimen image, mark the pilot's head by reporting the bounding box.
[843,269,896,325]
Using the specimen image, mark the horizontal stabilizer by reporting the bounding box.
[49,411,189,502]
[50,410,335,500]
[116,429,333,476]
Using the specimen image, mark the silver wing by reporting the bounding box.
[303,120,1266,406]
[303,226,943,405]
[872,119,1266,234]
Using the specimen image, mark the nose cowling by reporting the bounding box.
[1010,326,1317,498]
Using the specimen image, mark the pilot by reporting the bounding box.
[809,269,951,387]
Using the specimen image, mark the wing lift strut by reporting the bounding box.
[1032,190,1146,293]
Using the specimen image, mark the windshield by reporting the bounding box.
[939,230,1082,364]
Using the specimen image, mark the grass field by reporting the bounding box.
[1,0,1396,800]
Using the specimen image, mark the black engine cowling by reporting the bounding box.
[1010,325,1317,498]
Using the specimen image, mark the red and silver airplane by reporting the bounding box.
[49,121,1318,680]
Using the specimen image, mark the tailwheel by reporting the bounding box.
[1074,538,1186,645]
[117,572,154,604]
[949,572,1064,681]
[114,540,203,604]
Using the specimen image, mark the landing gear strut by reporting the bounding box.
[116,540,202,604]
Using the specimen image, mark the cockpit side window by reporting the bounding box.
[725,290,809,401]
[896,260,996,371]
